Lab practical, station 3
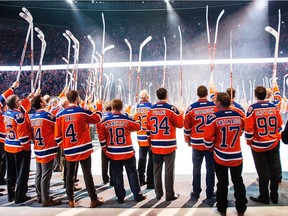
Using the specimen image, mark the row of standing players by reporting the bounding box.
[0,81,287,215]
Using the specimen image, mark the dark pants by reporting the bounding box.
[110,156,142,200]
[215,162,247,214]
[66,155,97,201]
[153,151,176,200]
[6,150,31,203]
[192,148,215,198]
[101,150,112,183]
[251,143,280,202]
[138,146,154,186]
[0,143,6,181]
[35,160,54,202]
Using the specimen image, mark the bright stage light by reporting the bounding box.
[66,0,73,3]
[1,57,288,72]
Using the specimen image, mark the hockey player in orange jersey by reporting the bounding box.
[146,87,183,201]
[204,92,247,215]
[54,90,104,208]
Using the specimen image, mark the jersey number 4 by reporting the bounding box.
[66,123,78,142]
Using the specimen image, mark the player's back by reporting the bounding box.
[134,101,152,146]
[99,112,140,160]
[245,101,282,152]
[146,101,183,154]
[184,100,216,150]
[205,109,244,167]
[31,110,58,163]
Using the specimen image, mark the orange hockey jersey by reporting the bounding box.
[245,100,282,152]
[31,109,59,164]
[54,104,102,162]
[204,108,244,167]
[184,99,216,151]
[0,87,15,143]
[3,109,31,153]
[146,101,183,154]
[98,112,141,160]
[134,100,152,147]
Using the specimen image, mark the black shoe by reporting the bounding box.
[118,199,124,204]
[156,195,162,200]
[218,210,227,216]
[140,181,147,186]
[0,188,5,192]
[270,197,278,204]
[146,185,154,189]
[135,194,147,202]
[207,192,217,199]
[15,196,32,204]
[249,195,269,204]
[190,192,199,200]
[166,193,179,201]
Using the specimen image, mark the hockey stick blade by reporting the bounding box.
[62,57,68,63]
[265,26,278,39]
[140,36,152,50]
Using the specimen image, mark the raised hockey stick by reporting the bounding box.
[63,32,71,88]
[162,36,167,88]
[230,31,233,102]
[65,30,79,90]
[206,5,225,85]
[265,9,281,85]
[99,45,114,100]
[22,7,34,92]
[178,25,183,103]
[135,36,152,103]
[17,12,32,82]
[124,38,132,105]
[34,27,46,91]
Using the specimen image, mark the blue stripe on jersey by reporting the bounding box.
[34,147,59,157]
[214,148,242,161]
[184,129,191,136]
[137,101,152,108]
[204,140,214,148]
[19,136,29,144]
[151,140,176,147]
[64,143,93,156]
[252,140,275,148]
[185,101,215,115]
[5,139,21,146]
[57,106,96,118]
[107,146,134,153]
[31,111,55,122]
[190,138,204,144]
[137,135,147,141]
[0,133,5,139]
[100,141,106,147]
[55,137,63,145]
[150,102,180,115]
[245,133,253,140]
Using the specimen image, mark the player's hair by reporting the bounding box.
[66,90,79,103]
[226,88,235,99]
[112,99,123,111]
[197,85,208,98]
[139,89,149,100]
[216,92,231,108]
[31,95,42,110]
[104,101,112,112]
[254,86,266,100]
[156,88,167,100]
[6,95,18,110]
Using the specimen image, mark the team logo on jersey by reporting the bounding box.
[171,105,178,113]
[247,106,253,114]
